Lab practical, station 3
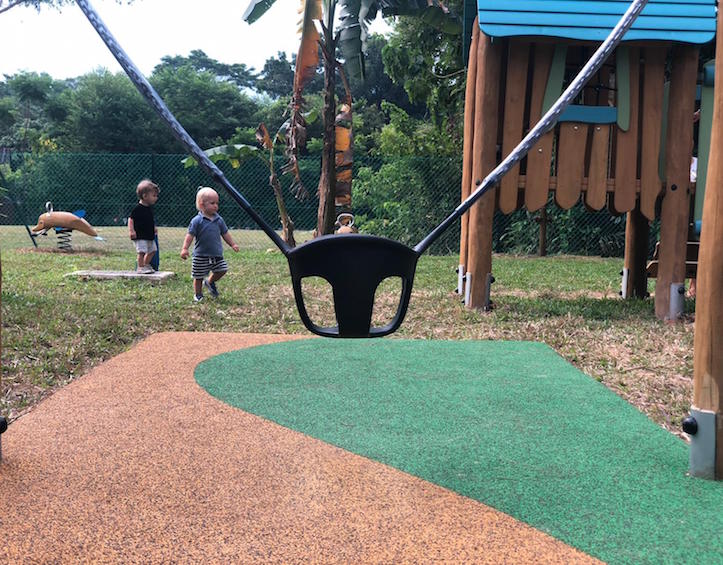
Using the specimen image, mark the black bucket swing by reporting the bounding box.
[76,0,649,338]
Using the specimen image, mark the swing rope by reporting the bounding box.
[76,0,649,337]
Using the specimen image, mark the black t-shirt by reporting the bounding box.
[130,203,155,240]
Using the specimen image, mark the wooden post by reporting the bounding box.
[538,207,548,257]
[655,44,698,320]
[622,207,649,298]
[458,21,480,294]
[467,33,502,309]
[691,9,723,479]
[639,45,667,221]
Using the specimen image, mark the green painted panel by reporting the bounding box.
[616,46,630,131]
[695,60,715,224]
[542,44,567,115]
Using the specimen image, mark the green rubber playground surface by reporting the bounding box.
[195,339,723,565]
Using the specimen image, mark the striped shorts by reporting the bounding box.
[191,256,228,279]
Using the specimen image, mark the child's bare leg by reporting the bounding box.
[137,252,145,268]
[144,251,155,267]
[194,279,203,296]
[208,270,225,283]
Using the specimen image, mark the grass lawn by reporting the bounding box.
[1,226,694,439]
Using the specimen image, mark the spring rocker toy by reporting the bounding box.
[31,202,101,251]
[75,0,649,338]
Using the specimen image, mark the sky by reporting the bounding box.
[1,0,392,80]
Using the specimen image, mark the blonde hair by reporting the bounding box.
[196,186,218,210]
[136,179,159,199]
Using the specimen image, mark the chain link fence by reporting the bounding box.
[0,152,660,256]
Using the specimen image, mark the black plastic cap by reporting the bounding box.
[682,416,698,435]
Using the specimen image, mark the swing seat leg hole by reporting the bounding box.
[299,276,337,329]
[372,276,404,330]
[297,276,404,333]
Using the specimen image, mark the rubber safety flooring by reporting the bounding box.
[1,332,721,563]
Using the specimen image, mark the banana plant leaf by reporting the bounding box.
[256,124,274,149]
[338,0,461,80]
[294,0,323,92]
[242,0,278,24]
[181,144,265,169]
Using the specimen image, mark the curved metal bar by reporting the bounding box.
[415,0,649,255]
[75,0,291,256]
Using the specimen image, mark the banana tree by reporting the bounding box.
[243,0,456,236]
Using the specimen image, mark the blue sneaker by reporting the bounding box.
[194,294,204,302]
[204,279,219,298]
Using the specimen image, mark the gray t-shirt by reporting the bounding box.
[188,212,228,257]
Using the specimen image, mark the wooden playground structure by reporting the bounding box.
[461,0,721,478]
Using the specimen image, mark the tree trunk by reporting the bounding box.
[270,173,296,247]
[316,24,337,237]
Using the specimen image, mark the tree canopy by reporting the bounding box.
[0,11,468,157]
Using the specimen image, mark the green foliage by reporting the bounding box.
[381,2,465,125]
[0,97,14,132]
[346,34,424,117]
[496,201,631,257]
[374,102,461,157]
[0,72,70,152]
[0,58,262,154]
[255,52,295,98]
[181,144,265,170]
[153,50,256,89]
[7,72,54,105]
[336,0,460,81]
[151,66,260,149]
[353,155,461,253]
[60,70,167,152]
[242,0,277,24]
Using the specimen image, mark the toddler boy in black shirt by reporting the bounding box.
[128,179,159,273]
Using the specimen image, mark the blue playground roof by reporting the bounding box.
[477,0,717,44]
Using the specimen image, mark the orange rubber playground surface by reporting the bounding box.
[1,332,721,563]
